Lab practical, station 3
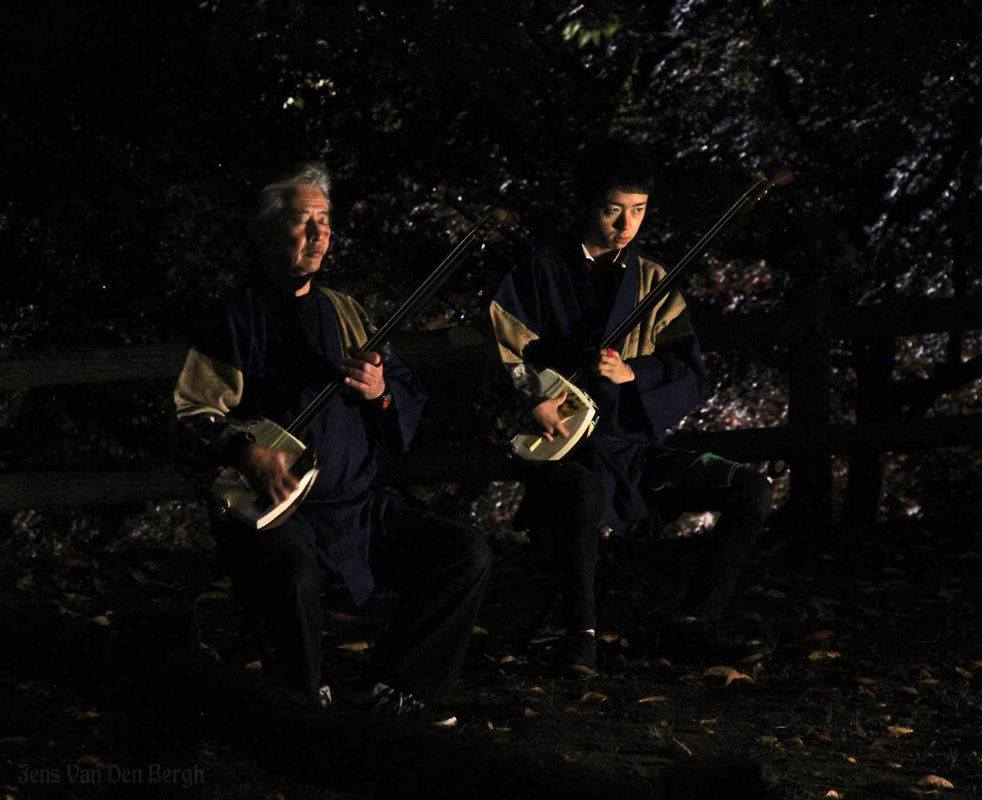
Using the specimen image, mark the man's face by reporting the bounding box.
[582,189,648,257]
[270,186,331,279]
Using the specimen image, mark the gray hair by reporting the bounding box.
[254,162,332,226]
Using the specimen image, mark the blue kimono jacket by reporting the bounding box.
[490,235,708,533]
[174,275,425,605]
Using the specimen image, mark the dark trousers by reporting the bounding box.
[514,461,605,633]
[651,466,773,622]
[518,454,772,632]
[216,501,492,701]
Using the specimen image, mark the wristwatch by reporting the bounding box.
[374,389,393,410]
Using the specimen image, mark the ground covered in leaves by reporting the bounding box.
[1,499,980,800]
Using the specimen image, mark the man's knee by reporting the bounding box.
[255,541,324,606]
[549,462,605,518]
[731,467,773,521]
[460,525,494,581]
[431,516,493,582]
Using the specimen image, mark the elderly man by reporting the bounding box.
[174,163,491,725]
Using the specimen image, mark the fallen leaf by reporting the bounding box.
[919,677,940,685]
[199,642,222,661]
[759,735,778,744]
[326,610,357,621]
[918,774,954,789]
[498,655,516,665]
[522,707,538,717]
[855,676,877,685]
[824,791,840,798]
[808,650,841,661]
[763,588,787,599]
[886,725,914,737]
[580,691,608,704]
[787,736,804,748]
[15,573,34,591]
[471,625,488,635]
[704,666,754,685]
[726,671,754,685]
[807,629,835,641]
[528,685,546,694]
[194,590,229,602]
[672,738,693,756]
[598,632,620,643]
[91,615,111,627]
[954,666,974,680]
[886,762,902,769]
[898,686,919,696]
[336,641,370,652]
[244,660,263,671]
[699,717,719,726]
[638,695,667,704]
[843,754,857,763]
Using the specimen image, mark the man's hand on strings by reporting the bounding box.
[238,443,298,504]
[343,351,386,401]
[532,391,571,442]
[593,348,635,384]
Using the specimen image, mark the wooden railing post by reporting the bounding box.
[787,272,833,531]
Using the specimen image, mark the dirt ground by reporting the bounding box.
[1,499,980,799]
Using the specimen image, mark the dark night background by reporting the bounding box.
[2,2,981,799]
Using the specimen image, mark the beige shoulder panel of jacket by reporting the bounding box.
[621,255,691,359]
[488,299,539,367]
[173,349,245,422]
[319,286,372,352]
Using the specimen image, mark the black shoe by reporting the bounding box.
[561,631,598,678]
[346,681,458,728]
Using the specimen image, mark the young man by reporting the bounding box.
[490,141,772,676]
[174,164,491,724]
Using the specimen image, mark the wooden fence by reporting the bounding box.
[2,297,981,525]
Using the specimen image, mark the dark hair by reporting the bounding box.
[572,140,653,206]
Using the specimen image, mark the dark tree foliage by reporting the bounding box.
[3,0,978,341]
[2,0,980,522]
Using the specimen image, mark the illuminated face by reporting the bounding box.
[582,189,648,258]
[274,186,331,279]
